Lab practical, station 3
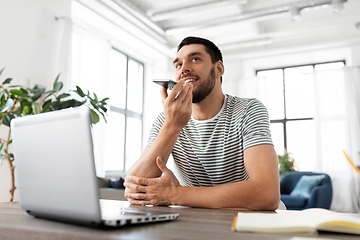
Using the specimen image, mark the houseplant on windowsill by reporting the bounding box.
[0,68,109,202]
[278,151,297,175]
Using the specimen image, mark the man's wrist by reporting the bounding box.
[171,185,188,206]
[162,121,183,136]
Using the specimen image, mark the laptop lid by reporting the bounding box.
[11,106,179,227]
[11,106,102,226]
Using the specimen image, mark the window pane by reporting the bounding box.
[104,111,125,171]
[270,123,284,155]
[315,62,344,71]
[257,69,284,119]
[284,66,315,119]
[286,120,316,171]
[125,117,143,171]
[108,49,127,109]
[127,59,144,113]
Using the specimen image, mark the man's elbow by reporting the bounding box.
[262,192,281,211]
[253,184,281,211]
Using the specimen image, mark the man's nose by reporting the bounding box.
[181,61,191,74]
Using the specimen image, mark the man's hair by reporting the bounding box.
[177,36,223,64]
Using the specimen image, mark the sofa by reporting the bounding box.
[280,171,332,210]
[98,177,127,201]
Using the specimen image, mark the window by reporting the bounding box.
[256,61,345,170]
[104,48,144,175]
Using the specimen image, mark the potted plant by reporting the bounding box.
[0,68,109,202]
[278,151,297,175]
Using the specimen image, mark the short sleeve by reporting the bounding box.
[242,99,273,150]
[146,112,165,147]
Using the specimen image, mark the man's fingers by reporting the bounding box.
[125,192,148,200]
[160,86,168,104]
[126,175,152,186]
[174,82,192,102]
[124,181,147,192]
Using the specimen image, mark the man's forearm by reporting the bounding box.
[174,178,280,210]
[126,122,181,178]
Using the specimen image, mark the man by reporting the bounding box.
[124,37,280,210]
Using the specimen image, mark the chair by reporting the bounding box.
[277,200,287,210]
[280,171,332,210]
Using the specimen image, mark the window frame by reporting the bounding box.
[255,60,345,151]
[105,47,145,177]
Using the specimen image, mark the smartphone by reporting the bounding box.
[153,79,177,90]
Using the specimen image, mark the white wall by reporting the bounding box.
[222,43,360,96]
[0,0,72,203]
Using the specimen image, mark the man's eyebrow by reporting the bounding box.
[172,52,205,65]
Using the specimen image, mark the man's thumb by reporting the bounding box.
[156,156,168,173]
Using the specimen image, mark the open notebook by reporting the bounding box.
[11,106,179,227]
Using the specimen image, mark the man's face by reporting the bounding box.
[173,44,217,103]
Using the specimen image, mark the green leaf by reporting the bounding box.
[20,88,29,94]
[61,99,83,109]
[13,108,22,117]
[51,100,60,110]
[90,100,99,110]
[100,105,108,113]
[53,82,63,93]
[75,86,85,97]
[42,99,52,112]
[22,106,32,115]
[34,103,41,114]
[0,92,4,104]
[101,97,110,103]
[20,98,32,107]
[2,113,15,127]
[0,156,5,168]
[2,78,12,85]
[31,91,43,102]
[1,98,14,112]
[0,142,5,154]
[93,92,98,102]
[58,93,71,99]
[6,153,14,158]
[90,109,100,124]
[9,89,22,95]
[0,68,4,77]
[53,73,61,89]
[43,92,54,101]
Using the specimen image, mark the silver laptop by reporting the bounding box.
[11,106,179,227]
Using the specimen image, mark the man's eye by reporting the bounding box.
[192,57,200,62]
[175,64,182,69]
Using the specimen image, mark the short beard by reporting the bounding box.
[192,67,216,103]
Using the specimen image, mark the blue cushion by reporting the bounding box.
[290,175,325,198]
[281,195,308,208]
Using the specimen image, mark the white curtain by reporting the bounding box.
[240,67,360,212]
[57,17,73,91]
[71,24,112,177]
[314,67,360,213]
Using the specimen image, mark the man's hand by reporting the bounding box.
[161,79,193,132]
[124,156,181,206]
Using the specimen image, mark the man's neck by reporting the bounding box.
[191,90,225,121]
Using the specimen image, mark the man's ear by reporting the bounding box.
[215,61,224,78]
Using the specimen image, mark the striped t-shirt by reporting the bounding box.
[147,94,273,187]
